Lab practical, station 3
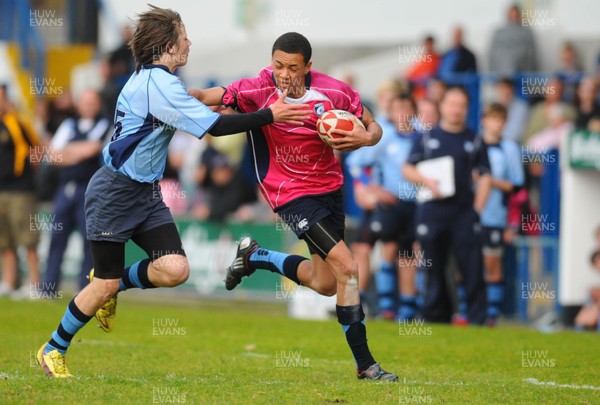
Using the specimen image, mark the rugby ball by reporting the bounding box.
[316,110,365,146]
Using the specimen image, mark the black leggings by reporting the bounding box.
[301,218,344,260]
[90,223,186,279]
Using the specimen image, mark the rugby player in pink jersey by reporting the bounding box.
[190,32,397,381]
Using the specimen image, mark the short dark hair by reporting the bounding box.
[130,4,183,73]
[272,32,312,64]
[498,77,514,88]
[395,93,417,113]
[483,103,508,120]
[441,85,470,103]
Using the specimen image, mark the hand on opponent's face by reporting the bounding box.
[269,89,312,126]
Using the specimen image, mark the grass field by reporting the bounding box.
[1,295,599,404]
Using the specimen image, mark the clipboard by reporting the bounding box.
[415,155,455,202]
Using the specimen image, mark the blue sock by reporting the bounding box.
[249,248,306,285]
[487,282,503,319]
[45,299,93,355]
[375,261,397,314]
[119,259,156,291]
[457,283,468,318]
[415,270,425,312]
[398,294,417,320]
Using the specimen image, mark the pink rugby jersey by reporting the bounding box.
[222,67,364,209]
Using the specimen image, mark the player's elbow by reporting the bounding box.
[479,173,492,186]
[368,125,382,146]
[187,88,202,101]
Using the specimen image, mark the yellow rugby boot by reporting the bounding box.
[36,343,73,378]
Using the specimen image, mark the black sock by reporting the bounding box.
[336,304,376,373]
[120,259,156,291]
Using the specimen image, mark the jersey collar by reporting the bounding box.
[142,64,171,74]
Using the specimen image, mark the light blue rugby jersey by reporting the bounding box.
[346,115,394,187]
[348,118,418,202]
[103,64,219,183]
[480,139,524,228]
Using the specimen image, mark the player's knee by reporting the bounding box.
[334,259,359,284]
[167,259,189,286]
[94,278,120,301]
[154,255,189,286]
[177,262,190,285]
[320,284,337,297]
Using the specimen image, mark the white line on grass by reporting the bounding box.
[242,352,353,365]
[0,372,25,380]
[524,378,600,391]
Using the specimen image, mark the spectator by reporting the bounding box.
[415,98,440,133]
[522,77,576,145]
[346,79,402,313]
[374,79,405,118]
[556,42,584,105]
[478,103,524,326]
[488,4,538,75]
[35,93,77,204]
[403,86,492,325]
[107,25,135,81]
[438,26,477,82]
[405,36,441,101]
[527,103,574,151]
[574,76,600,130]
[495,78,530,143]
[426,77,446,105]
[588,114,600,133]
[43,89,110,295]
[346,160,379,315]
[0,90,42,297]
[349,95,419,321]
[45,92,76,136]
[523,102,572,220]
[193,145,257,222]
[0,84,15,111]
[100,25,135,121]
[574,250,600,331]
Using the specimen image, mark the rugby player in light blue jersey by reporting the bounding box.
[36,4,310,378]
[348,94,420,321]
[478,103,523,326]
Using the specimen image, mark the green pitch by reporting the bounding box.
[1,296,599,404]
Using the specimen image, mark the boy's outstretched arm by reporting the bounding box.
[188,87,226,106]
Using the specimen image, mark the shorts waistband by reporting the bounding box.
[100,165,160,188]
